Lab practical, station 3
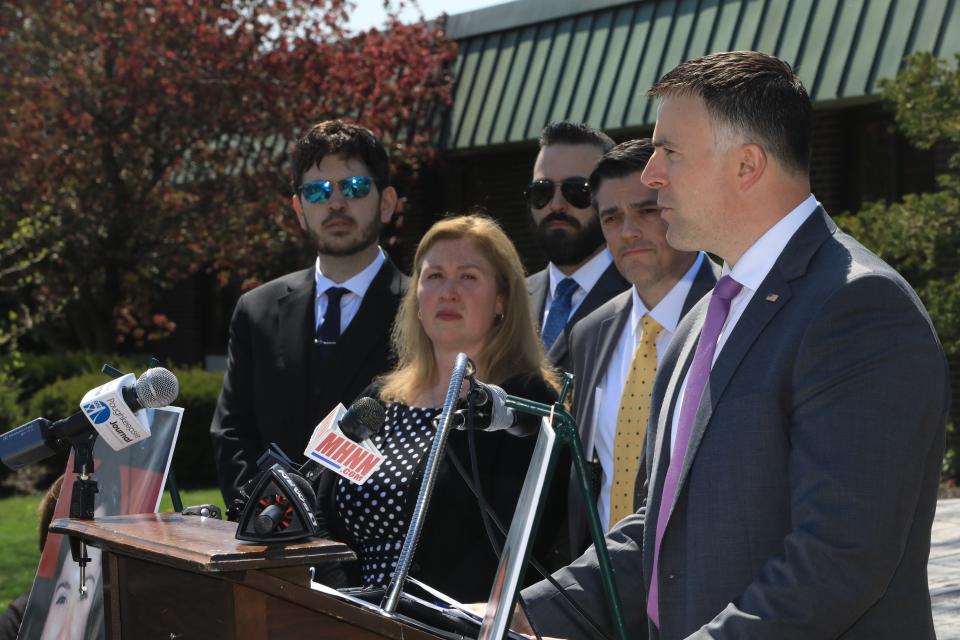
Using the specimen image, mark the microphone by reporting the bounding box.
[120,367,179,413]
[452,377,531,436]
[301,397,387,484]
[0,367,180,470]
[464,380,516,431]
[336,396,386,442]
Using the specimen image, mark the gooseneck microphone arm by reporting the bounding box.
[381,352,471,614]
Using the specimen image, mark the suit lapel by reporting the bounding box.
[643,300,702,574]
[527,270,548,330]
[646,255,718,503]
[580,293,633,454]
[277,268,315,434]
[647,302,703,506]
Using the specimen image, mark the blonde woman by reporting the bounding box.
[316,214,567,602]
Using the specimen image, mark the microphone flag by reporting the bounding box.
[79,373,150,450]
[303,403,385,485]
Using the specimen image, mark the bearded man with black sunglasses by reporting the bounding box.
[211,120,408,511]
[525,122,630,373]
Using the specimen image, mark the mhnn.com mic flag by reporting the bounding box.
[304,403,385,485]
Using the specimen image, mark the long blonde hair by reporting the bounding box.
[379,214,557,403]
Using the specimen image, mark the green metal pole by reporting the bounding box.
[504,384,629,640]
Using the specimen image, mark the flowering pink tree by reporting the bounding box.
[0,0,457,351]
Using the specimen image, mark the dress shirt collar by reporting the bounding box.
[547,248,613,298]
[724,194,819,290]
[630,252,705,338]
[314,246,385,298]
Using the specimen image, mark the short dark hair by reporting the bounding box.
[291,120,391,193]
[648,51,812,174]
[539,121,615,153]
[588,138,654,204]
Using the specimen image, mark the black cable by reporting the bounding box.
[447,416,613,640]
[463,389,543,640]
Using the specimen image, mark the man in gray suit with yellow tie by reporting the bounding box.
[563,139,718,561]
[515,51,949,639]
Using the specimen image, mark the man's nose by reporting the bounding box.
[549,182,568,210]
[622,212,645,240]
[641,152,666,189]
[327,185,349,206]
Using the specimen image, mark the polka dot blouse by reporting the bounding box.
[334,402,439,588]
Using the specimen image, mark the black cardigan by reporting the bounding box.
[313,373,571,603]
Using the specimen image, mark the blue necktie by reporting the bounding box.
[316,287,348,353]
[541,277,578,349]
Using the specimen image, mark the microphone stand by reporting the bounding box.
[67,429,98,599]
[381,352,471,613]
[64,359,161,597]
[502,373,628,640]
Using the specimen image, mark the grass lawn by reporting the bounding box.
[0,487,225,606]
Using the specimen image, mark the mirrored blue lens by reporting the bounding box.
[340,176,372,199]
[301,181,333,203]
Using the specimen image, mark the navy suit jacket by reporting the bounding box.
[523,209,949,639]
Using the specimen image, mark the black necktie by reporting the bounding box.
[316,287,348,352]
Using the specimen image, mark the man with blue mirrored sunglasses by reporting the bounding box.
[212,120,409,510]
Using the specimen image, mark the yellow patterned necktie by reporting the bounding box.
[609,314,663,528]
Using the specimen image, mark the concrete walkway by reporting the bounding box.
[932,498,960,639]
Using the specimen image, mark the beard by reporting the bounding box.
[311,208,383,257]
[534,210,605,267]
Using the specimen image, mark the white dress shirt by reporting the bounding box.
[669,195,820,454]
[314,247,386,336]
[593,252,706,530]
[542,249,614,328]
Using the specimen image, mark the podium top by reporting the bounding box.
[50,513,355,573]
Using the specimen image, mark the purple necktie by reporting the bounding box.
[647,275,743,628]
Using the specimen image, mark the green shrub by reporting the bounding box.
[0,372,24,487]
[168,368,223,486]
[0,372,22,431]
[12,351,147,400]
[25,372,112,421]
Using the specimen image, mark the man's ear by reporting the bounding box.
[291,195,307,231]
[736,143,767,192]
[379,186,398,224]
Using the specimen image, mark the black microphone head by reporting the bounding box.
[339,397,385,441]
[134,367,179,408]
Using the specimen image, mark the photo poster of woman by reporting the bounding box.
[17,407,183,640]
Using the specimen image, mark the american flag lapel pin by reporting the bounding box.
[765,293,780,302]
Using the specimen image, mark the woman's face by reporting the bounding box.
[40,547,101,640]
[417,237,505,358]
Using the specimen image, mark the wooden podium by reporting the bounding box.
[50,514,451,640]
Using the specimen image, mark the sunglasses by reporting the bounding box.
[298,176,372,204]
[523,177,592,210]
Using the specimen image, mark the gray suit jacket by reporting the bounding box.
[563,255,719,558]
[528,261,630,373]
[523,209,949,639]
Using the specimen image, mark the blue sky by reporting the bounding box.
[348,0,509,32]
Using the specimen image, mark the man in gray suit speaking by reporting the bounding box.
[563,139,718,560]
[515,51,950,639]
